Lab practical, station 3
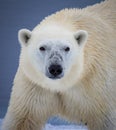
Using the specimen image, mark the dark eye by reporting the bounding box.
[39,46,46,51]
[64,47,70,52]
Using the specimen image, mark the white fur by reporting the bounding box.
[2,1,116,130]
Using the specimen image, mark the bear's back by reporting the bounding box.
[86,0,116,30]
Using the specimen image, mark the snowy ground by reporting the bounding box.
[0,119,88,130]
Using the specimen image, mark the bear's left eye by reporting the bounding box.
[64,47,70,52]
[39,46,46,51]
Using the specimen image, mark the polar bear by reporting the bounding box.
[2,0,116,130]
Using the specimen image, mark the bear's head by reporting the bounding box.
[18,23,88,92]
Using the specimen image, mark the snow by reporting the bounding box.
[0,119,88,130]
[44,124,88,130]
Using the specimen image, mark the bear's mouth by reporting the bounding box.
[48,75,63,80]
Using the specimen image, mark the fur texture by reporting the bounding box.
[2,0,116,130]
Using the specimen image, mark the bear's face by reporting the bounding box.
[35,39,72,79]
[18,25,88,92]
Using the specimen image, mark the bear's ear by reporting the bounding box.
[74,30,88,47]
[18,29,32,46]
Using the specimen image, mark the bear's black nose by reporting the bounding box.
[49,64,62,77]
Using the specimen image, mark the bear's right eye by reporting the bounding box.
[64,47,70,52]
[39,46,46,51]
